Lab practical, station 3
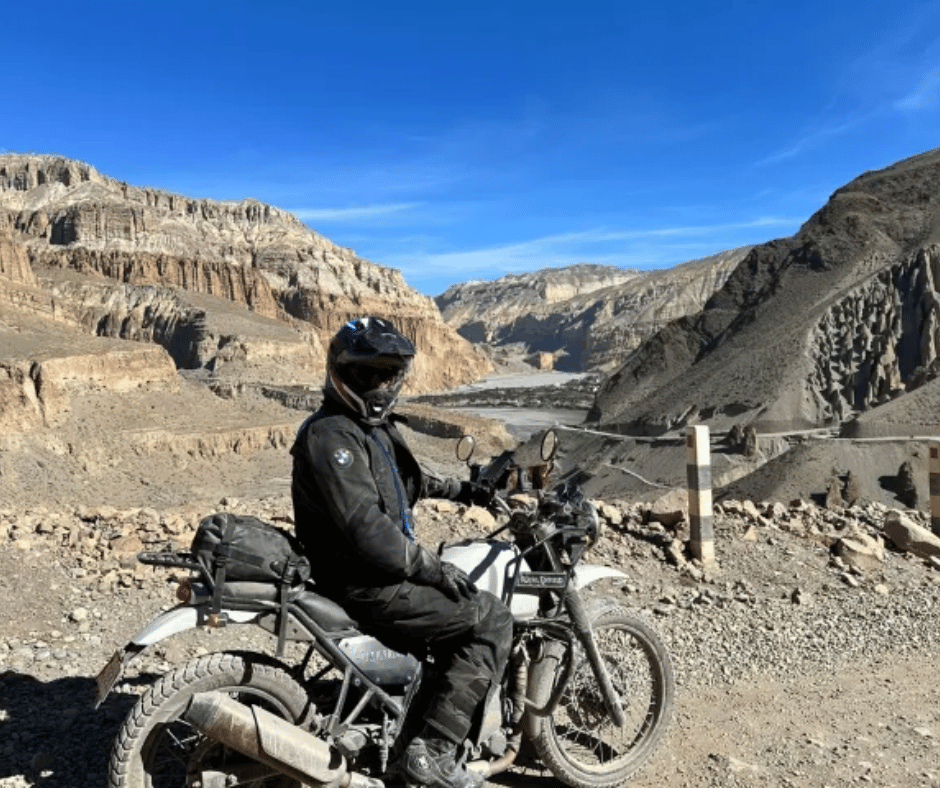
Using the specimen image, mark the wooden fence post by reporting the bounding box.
[931,445,940,537]
[686,425,715,565]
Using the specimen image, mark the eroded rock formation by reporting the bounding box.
[589,148,940,435]
[808,244,940,422]
[437,252,744,372]
[0,232,35,284]
[0,153,489,393]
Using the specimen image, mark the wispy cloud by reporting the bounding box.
[572,216,798,241]
[292,202,421,222]
[895,63,940,111]
[755,114,875,166]
[386,216,797,285]
[756,14,940,167]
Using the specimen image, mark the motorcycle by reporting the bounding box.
[97,429,674,788]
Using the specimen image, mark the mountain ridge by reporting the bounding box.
[437,249,747,371]
[0,153,490,393]
[589,147,940,435]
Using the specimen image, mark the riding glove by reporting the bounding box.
[437,561,477,602]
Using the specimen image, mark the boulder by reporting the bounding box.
[648,489,688,528]
[109,534,145,562]
[664,538,687,567]
[844,471,860,507]
[742,425,759,458]
[883,510,940,558]
[461,505,496,530]
[741,500,761,521]
[596,501,623,526]
[895,461,919,508]
[825,476,844,510]
[834,532,884,571]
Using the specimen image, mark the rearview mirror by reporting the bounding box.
[540,429,558,462]
[456,434,476,463]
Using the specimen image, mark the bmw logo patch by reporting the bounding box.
[333,448,354,468]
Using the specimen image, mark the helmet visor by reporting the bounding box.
[341,359,410,396]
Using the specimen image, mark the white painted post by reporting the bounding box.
[930,445,940,537]
[686,425,715,565]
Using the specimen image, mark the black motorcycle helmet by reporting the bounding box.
[325,316,416,424]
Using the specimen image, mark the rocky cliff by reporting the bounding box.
[0,155,502,525]
[436,253,744,372]
[0,231,35,285]
[0,154,489,393]
[589,147,940,435]
[0,154,494,514]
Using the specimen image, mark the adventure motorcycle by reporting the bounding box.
[97,429,674,788]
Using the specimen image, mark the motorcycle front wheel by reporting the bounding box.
[108,651,311,788]
[525,608,675,788]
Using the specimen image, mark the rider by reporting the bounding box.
[290,316,514,788]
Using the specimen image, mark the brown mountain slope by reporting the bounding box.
[0,154,493,512]
[588,147,940,435]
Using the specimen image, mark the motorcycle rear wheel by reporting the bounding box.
[108,651,311,788]
[526,608,674,788]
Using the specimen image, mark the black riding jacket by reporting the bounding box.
[290,393,456,593]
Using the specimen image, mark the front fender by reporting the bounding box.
[572,563,628,591]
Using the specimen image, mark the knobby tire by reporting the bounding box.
[526,607,675,788]
[107,651,310,788]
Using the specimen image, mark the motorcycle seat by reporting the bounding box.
[293,589,358,633]
[210,581,359,634]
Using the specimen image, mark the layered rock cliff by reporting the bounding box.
[0,154,489,392]
[0,155,496,516]
[436,253,744,372]
[589,147,940,435]
[0,231,35,285]
[437,264,640,329]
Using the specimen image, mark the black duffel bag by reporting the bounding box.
[191,512,311,587]
[190,512,312,656]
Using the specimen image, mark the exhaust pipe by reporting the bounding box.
[467,643,529,779]
[184,691,383,788]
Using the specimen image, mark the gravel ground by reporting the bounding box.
[1,490,939,788]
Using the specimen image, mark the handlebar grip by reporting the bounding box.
[137,551,200,570]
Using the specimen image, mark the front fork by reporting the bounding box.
[564,588,626,728]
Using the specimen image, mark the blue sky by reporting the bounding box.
[3,1,939,296]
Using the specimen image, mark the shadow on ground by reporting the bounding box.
[0,671,143,785]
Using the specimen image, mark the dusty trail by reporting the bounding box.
[2,484,940,788]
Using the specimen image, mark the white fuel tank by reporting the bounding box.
[440,539,539,620]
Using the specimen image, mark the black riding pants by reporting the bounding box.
[335,581,514,744]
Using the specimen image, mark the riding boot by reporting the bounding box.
[400,728,484,788]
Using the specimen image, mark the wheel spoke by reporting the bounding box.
[146,722,202,785]
[553,625,659,766]
[162,723,200,762]
[531,608,675,786]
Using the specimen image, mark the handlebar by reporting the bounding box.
[486,480,600,557]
